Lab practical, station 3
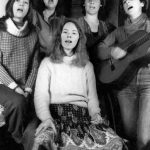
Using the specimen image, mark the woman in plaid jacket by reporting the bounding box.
[0,0,39,148]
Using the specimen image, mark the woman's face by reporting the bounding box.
[61,22,79,56]
[123,0,144,18]
[84,0,101,15]
[13,0,29,22]
[43,0,58,9]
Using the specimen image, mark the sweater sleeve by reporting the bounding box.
[85,62,101,118]
[0,64,17,87]
[34,58,52,121]
[97,30,117,60]
[0,50,18,88]
[25,42,39,90]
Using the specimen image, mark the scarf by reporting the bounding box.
[124,13,148,35]
[5,18,29,37]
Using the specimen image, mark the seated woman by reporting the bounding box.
[23,19,123,150]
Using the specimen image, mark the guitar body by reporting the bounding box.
[98,30,150,85]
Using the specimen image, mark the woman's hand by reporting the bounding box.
[15,87,25,96]
[91,113,109,126]
[111,46,127,60]
[35,118,57,137]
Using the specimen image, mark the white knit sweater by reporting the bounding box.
[34,56,100,121]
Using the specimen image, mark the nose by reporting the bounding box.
[19,0,24,6]
[67,33,71,38]
[19,2,23,6]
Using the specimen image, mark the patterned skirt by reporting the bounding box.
[34,104,123,150]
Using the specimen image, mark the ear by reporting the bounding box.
[141,2,144,7]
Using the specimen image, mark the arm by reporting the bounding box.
[0,56,25,95]
[25,42,39,93]
[0,64,17,89]
[34,58,52,121]
[97,28,127,60]
[97,31,116,60]
[34,58,57,136]
[85,62,101,118]
[0,50,19,89]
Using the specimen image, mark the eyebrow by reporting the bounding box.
[72,30,78,32]
[63,29,78,32]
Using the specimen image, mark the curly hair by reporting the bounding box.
[50,18,89,67]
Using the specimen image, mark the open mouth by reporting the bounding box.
[65,40,72,44]
[89,6,95,9]
[17,8,23,12]
[128,6,133,10]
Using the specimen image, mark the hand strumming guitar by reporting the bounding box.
[111,46,127,60]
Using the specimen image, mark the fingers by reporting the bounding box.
[50,122,57,135]
[46,119,57,135]
[35,123,46,137]
[15,87,25,96]
[111,47,126,59]
[35,119,57,137]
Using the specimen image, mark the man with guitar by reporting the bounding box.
[97,0,150,149]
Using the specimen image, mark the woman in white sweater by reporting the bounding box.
[23,19,123,150]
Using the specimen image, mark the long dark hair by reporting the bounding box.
[50,18,89,67]
[5,0,33,25]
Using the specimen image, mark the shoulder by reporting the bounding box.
[49,15,65,28]
[76,17,88,30]
[40,57,56,68]
[32,9,41,26]
[77,17,85,24]
[109,26,125,36]
[41,57,51,65]
[84,61,94,72]
[0,17,7,32]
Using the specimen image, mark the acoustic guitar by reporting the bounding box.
[98,30,150,85]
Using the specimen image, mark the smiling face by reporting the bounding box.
[13,0,29,22]
[43,0,58,9]
[84,0,101,15]
[123,0,144,19]
[61,22,79,56]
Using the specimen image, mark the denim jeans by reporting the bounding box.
[116,66,150,149]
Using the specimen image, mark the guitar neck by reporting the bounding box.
[127,32,150,53]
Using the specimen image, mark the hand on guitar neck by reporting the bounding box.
[111,46,127,60]
[98,30,150,85]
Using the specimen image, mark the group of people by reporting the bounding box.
[0,0,150,150]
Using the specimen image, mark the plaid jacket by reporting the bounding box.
[0,18,39,90]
